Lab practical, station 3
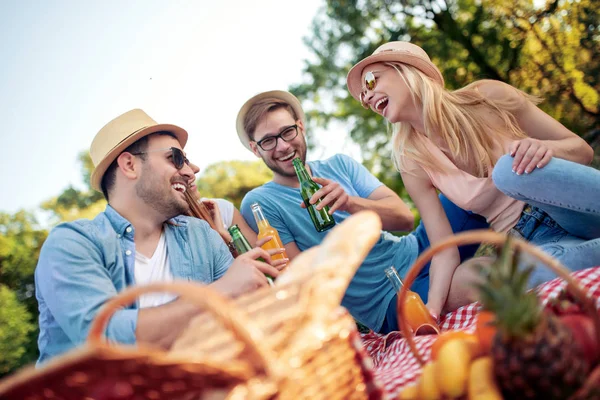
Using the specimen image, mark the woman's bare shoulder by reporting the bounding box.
[470,80,521,101]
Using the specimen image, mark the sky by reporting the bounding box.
[0,0,361,216]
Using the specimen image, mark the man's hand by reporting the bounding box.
[300,176,350,214]
[255,236,289,269]
[214,247,283,298]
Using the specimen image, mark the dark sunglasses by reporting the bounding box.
[255,124,299,151]
[131,147,190,169]
[359,71,378,109]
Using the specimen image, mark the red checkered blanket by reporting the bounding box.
[361,267,600,398]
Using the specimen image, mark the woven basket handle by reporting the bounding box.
[398,229,600,365]
[87,281,277,378]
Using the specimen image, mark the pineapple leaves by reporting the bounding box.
[475,237,542,338]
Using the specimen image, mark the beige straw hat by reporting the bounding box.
[89,109,188,192]
[346,41,444,101]
[235,90,305,151]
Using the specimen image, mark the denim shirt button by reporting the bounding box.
[125,250,132,256]
[126,227,132,233]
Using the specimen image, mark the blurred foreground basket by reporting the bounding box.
[0,211,385,400]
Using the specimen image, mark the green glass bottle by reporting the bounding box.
[228,224,252,255]
[227,224,274,285]
[292,157,336,232]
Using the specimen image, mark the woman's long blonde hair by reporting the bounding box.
[388,62,540,177]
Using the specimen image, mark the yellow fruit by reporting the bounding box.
[418,361,441,400]
[435,338,473,397]
[468,357,502,400]
[398,383,419,400]
[431,330,480,360]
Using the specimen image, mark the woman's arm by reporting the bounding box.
[402,170,461,319]
[478,80,594,173]
[231,207,258,246]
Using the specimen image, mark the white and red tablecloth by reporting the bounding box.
[361,267,600,398]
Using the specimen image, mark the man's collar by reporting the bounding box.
[104,204,134,236]
[104,204,190,234]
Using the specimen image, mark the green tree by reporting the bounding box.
[41,151,106,223]
[292,0,600,185]
[196,160,274,208]
[0,286,35,376]
[0,211,47,376]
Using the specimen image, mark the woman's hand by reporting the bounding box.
[201,199,231,241]
[425,298,442,323]
[201,199,224,228]
[509,138,554,175]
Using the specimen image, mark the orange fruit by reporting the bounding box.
[475,311,497,354]
[430,330,479,360]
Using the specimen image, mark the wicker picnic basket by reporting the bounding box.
[397,230,600,399]
[0,210,385,400]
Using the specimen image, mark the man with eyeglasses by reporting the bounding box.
[34,109,284,363]
[236,91,489,334]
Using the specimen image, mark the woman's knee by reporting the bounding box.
[492,154,519,193]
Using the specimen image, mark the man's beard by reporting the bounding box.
[262,140,307,178]
[135,166,188,219]
[263,159,299,178]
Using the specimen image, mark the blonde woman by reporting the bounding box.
[347,41,600,318]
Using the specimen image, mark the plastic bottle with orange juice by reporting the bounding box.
[384,266,439,335]
[251,203,288,267]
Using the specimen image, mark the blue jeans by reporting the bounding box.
[379,194,489,333]
[492,154,600,285]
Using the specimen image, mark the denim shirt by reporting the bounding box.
[35,205,233,364]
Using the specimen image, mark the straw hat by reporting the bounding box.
[89,109,188,192]
[236,90,305,151]
[346,41,444,101]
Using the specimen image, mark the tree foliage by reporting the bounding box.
[0,286,35,375]
[41,151,106,223]
[292,0,600,187]
[0,211,46,376]
[196,160,274,208]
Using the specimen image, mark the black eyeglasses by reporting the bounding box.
[255,124,299,151]
[130,147,190,169]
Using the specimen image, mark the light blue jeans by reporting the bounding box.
[492,154,600,286]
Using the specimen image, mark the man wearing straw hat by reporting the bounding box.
[236,91,489,333]
[34,109,282,363]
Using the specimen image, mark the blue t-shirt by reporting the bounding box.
[241,154,418,331]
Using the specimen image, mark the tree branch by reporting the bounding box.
[528,23,599,118]
[431,6,505,81]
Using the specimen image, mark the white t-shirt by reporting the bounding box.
[201,198,234,229]
[134,232,176,308]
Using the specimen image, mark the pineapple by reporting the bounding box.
[476,238,589,399]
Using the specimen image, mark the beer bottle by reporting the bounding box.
[227,224,274,285]
[384,266,439,334]
[292,157,336,232]
[251,202,288,265]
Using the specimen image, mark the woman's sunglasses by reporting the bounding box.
[131,147,190,170]
[359,71,378,109]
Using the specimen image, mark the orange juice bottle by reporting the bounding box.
[251,203,288,264]
[384,266,439,334]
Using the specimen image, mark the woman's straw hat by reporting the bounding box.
[89,109,188,192]
[236,90,305,151]
[346,41,444,101]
